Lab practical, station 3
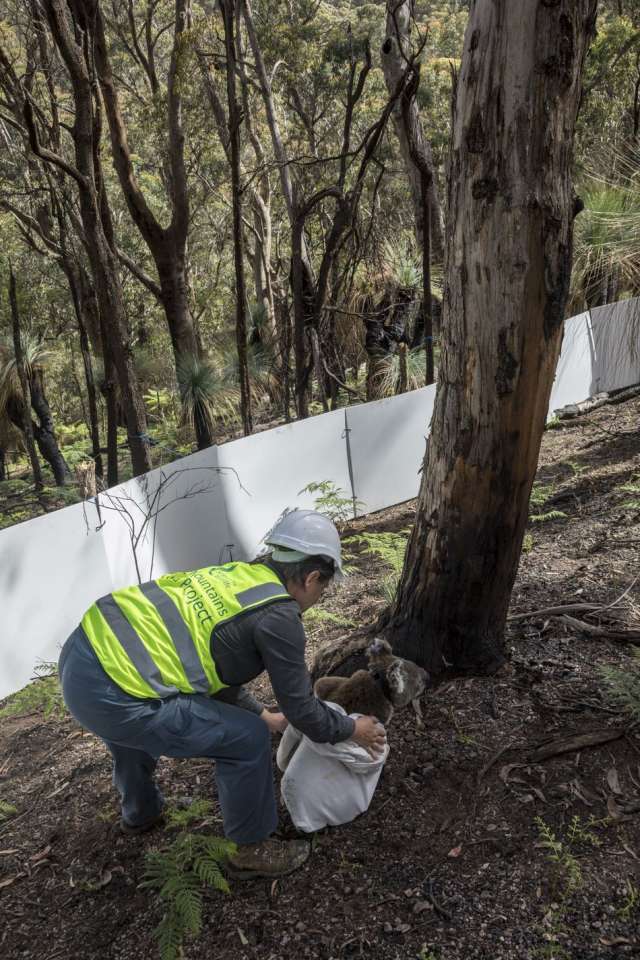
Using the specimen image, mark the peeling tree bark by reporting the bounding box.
[386,0,598,675]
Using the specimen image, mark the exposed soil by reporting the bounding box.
[1,397,640,960]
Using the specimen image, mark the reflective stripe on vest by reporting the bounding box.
[81,562,290,700]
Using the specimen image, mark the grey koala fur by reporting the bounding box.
[313,637,429,725]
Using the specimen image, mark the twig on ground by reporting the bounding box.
[529,728,625,763]
[477,742,514,783]
[426,878,453,922]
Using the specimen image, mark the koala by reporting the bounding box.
[313,638,429,726]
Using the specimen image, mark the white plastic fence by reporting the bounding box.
[1,299,638,698]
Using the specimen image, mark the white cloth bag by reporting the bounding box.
[276,701,389,833]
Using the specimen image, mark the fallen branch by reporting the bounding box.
[555,614,640,643]
[529,728,625,763]
[510,579,639,624]
[508,603,601,622]
[554,383,640,419]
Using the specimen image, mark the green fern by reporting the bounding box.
[529,482,556,509]
[298,480,362,524]
[142,833,235,960]
[0,800,18,821]
[620,481,640,510]
[303,608,355,629]
[600,647,640,721]
[164,799,215,830]
[530,510,568,524]
[344,531,409,603]
[0,663,66,719]
[535,817,583,898]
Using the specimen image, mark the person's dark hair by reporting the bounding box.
[259,553,335,587]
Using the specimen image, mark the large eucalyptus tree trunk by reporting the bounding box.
[386,0,598,675]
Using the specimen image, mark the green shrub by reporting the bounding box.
[0,662,66,719]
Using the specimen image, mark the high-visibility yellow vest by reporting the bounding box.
[81,562,290,700]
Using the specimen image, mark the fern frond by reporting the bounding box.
[304,608,355,629]
[175,884,203,936]
[143,832,233,959]
[530,510,567,524]
[164,799,214,829]
[600,647,640,721]
[0,800,18,821]
[155,908,185,960]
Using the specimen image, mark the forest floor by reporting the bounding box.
[1,396,640,960]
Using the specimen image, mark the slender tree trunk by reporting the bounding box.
[29,369,71,485]
[67,263,103,479]
[0,446,5,482]
[8,267,43,491]
[78,266,118,485]
[421,170,434,385]
[381,0,443,258]
[386,0,598,675]
[33,0,151,477]
[220,0,252,435]
[93,0,213,450]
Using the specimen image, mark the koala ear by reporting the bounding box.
[367,637,393,659]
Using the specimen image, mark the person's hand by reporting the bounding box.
[352,716,387,758]
[260,709,289,734]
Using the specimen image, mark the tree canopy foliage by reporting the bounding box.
[0,0,638,522]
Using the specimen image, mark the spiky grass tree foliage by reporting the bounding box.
[571,172,640,310]
[346,238,442,399]
[0,335,70,485]
[176,354,220,448]
[0,334,51,412]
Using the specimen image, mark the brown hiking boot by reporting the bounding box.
[226,837,310,879]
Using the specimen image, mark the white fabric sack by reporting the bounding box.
[276,701,389,833]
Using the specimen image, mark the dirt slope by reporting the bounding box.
[1,396,639,960]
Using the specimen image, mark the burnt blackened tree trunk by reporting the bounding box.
[386,0,598,675]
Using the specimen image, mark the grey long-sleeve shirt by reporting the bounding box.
[210,598,355,745]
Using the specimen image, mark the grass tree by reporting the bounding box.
[571,172,640,310]
[2,270,68,486]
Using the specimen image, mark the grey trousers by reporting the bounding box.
[58,627,278,844]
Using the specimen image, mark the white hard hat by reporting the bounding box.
[265,509,345,581]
